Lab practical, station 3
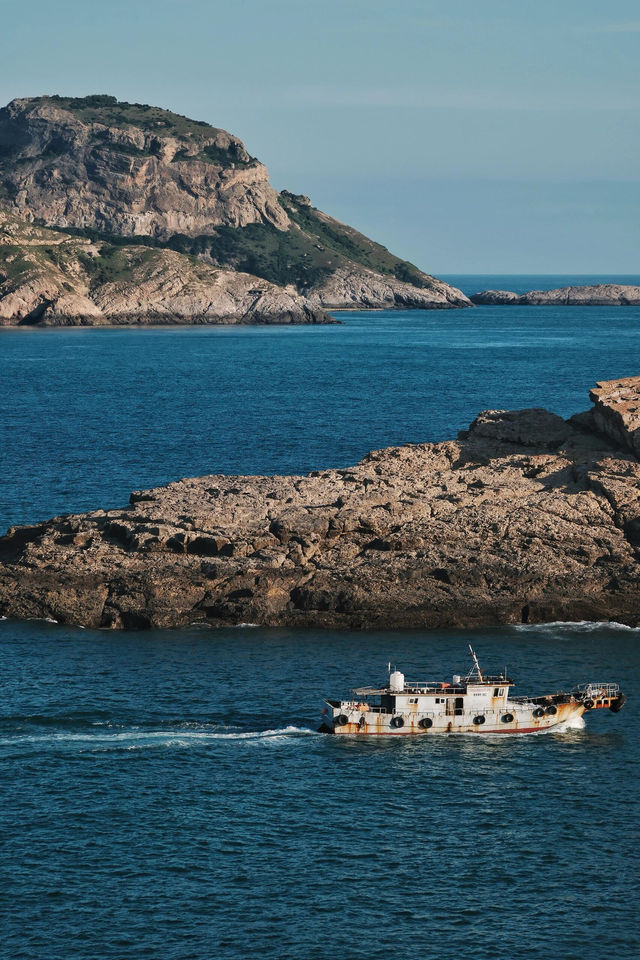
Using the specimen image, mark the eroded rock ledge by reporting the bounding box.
[1,377,640,630]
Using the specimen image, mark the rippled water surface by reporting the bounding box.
[0,621,637,960]
[1,280,639,531]
[1,281,639,957]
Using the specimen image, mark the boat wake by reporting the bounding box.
[0,723,317,752]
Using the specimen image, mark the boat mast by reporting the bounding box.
[468,644,484,681]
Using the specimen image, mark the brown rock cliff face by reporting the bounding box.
[0,97,289,239]
[1,378,640,631]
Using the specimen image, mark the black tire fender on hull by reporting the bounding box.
[610,693,626,713]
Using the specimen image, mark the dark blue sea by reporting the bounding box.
[1,277,639,959]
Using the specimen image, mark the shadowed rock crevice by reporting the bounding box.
[1,377,640,631]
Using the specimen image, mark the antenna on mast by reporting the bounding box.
[468,644,484,681]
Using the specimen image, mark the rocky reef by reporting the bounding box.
[0,95,470,322]
[1,377,640,631]
[471,284,640,306]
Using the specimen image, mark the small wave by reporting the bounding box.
[514,620,640,633]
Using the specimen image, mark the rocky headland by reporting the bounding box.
[471,284,640,306]
[1,376,640,631]
[0,211,330,325]
[0,95,469,324]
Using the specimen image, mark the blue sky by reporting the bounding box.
[0,0,638,272]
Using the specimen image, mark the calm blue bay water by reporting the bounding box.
[1,278,639,958]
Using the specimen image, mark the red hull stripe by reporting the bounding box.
[337,725,559,735]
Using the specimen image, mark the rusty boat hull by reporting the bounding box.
[321,657,625,736]
[324,699,585,736]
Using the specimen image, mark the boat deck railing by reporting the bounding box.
[353,677,513,697]
[576,682,620,698]
[352,684,465,696]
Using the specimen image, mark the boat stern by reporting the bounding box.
[576,683,626,714]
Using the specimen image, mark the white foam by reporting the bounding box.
[553,714,586,732]
[515,620,640,633]
[0,724,316,749]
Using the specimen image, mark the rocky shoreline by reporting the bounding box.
[1,376,639,631]
[471,284,640,306]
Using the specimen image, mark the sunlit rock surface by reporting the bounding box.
[1,378,640,631]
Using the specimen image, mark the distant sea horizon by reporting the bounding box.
[441,273,640,296]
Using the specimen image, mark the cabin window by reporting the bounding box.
[494,687,504,697]
[408,697,418,704]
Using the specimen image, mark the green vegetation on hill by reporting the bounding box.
[76,245,161,290]
[164,195,431,291]
[45,95,218,140]
[45,195,432,293]
[167,223,333,290]
[280,194,431,287]
[12,96,257,168]
[0,213,155,293]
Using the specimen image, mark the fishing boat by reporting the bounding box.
[320,646,625,736]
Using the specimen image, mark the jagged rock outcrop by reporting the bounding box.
[0,212,331,325]
[1,378,640,631]
[471,285,640,305]
[586,377,640,459]
[0,95,471,318]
